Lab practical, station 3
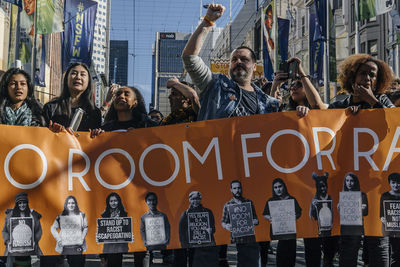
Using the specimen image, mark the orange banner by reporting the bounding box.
[0,108,399,255]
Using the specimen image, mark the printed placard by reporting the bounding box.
[9,217,34,253]
[96,217,133,243]
[145,216,166,246]
[59,215,83,246]
[268,199,296,235]
[339,192,362,226]
[228,202,254,238]
[187,212,211,245]
[316,200,333,232]
[383,201,400,232]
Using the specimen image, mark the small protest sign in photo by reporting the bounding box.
[268,199,296,236]
[9,217,34,253]
[60,215,84,246]
[316,200,333,232]
[339,191,362,226]
[228,202,254,238]
[383,200,400,232]
[187,212,211,245]
[144,216,166,246]
[96,217,133,243]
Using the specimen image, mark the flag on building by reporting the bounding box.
[263,1,275,80]
[62,0,97,72]
[262,1,289,80]
[36,0,64,34]
[359,0,395,20]
[314,0,336,82]
[309,2,324,86]
[34,35,46,86]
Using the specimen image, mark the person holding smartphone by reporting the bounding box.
[270,58,327,117]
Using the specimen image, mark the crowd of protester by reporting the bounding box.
[1,3,400,267]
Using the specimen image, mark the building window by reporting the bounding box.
[361,42,366,53]
[368,40,378,56]
[301,16,305,36]
[333,0,342,9]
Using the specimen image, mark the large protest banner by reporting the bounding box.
[0,109,399,255]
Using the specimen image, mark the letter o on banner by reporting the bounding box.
[139,144,180,186]
[95,149,135,189]
[4,144,47,189]
[266,129,310,173]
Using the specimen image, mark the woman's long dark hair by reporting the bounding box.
[0,68,44,125]
[101,192,127,217]
[52,62,95,118]
[272,178,289,198]
[12,201,31,217]
[286,80,311,111]
[104,86,147,123]
[61,195,80,215]
[343,172,361,191]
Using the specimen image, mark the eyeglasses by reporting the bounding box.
[150,115,161,120]
[290,81,302,89]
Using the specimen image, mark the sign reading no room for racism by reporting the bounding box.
[60,215,83,246]
[268,199,296,236]
[145,217,166,246]
[228,203,254,238]
[187,212,211,245]
[96,217,133,243]
[339,192,362,226]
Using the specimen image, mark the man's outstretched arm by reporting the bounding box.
[182,4,225,92]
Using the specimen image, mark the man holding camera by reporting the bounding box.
[182,4,279,121]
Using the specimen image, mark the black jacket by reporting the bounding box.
[329,94,394,109]
[101,114,157,131]
[43,99,101,131]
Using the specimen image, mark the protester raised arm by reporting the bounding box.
[182,4,225,92]
[290,57,326,110]
[182,4,225,57]
[166,77,200,113]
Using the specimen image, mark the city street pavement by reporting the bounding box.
[27,239,367,266]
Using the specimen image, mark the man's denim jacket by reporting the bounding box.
[183,55,279,121]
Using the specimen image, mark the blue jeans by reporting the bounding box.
[365,236,389,267]
[339,235,361,266]
[276,239,296,267]
[236,242,260,267]
[390,237,400,267]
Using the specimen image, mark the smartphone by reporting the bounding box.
[288,61,299,79]
[279,61,298,79]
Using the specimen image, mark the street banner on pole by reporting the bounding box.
[62,0,97,72]
[36,0,64,34]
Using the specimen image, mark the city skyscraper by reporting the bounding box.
[152,32,190,115]
[109,40,128,85]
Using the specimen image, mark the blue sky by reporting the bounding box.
[110,0,244,107]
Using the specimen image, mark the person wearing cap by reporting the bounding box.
[2,192,42,266]
[178,191,218,267]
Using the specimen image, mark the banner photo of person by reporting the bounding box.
[0,108,399,255]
